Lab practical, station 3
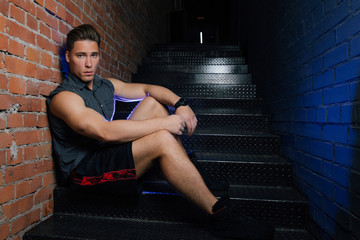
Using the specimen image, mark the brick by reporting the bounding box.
[0,0,9,15]
[14,96,44,112]
[5,163,37,183]
[323,0,349,32]
[336,58,360,83]
[23,113,37,127]
[304,154,322,174]
[0,94,11,110]
[26,46,40,62]
[323,161,349,187]
[308,108,317,122]
[296,136,311,152]
[43,172,55,187]
[351,34,360,57]
[35,7,58,31]
[323,84,348,104]
[45,0,57,15]
[304,90,322,107]
[351,170,360,196]
[340,104,355,123]
[349,127,360,146]
[6,19,36,45]
[313,69,333,90]
[9,0,36,15]
[294,109,307,122]
[0,132,12,148]
[327,105,340,123]
[350,82,360,101]
[323,44,348,69]
[324,198,351,231]
[0,74,8,90]
[312,174,334,198]
[335,185,350,208]
[57,3,67,20]
[336,11,360,43]
[0,149,5,166]
[3,195,33,219]
[0,222,9,240]
[37,114,48,127]
[14,130,42,145]
[323,124,348,144]
[312,140,333,160]
[26,79,40,96]
[10,4,26,24]
[34,186,53,204]
[4,55,36,78]
[304,123,322,139]
[313,31,335,57]
[0,184,15,204]
[39,22,51,39]
[9,76,26,94]
[16,176,42,198]
[23,146,37,161]
[42,199,54,217]
[307,187,323,209]
[0,33,8,52]
[35,158,53,174]
[7,113,23,128]
[36,144,51,159]
[26,13,38,31]
[335,146,360,170]
[11,208,41,235]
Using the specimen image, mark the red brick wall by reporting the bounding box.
[0,0,171,239]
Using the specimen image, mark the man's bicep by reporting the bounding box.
[50,92,104,133]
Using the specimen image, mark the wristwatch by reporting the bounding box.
[174,97,188,109]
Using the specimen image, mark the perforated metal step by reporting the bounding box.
[24,214,314,240]
[143,56,246,65]
[52,186,307,229]
[133,73,252,85]
[154,83,256,99]
[182,133,280,155]
[141,64,248,74]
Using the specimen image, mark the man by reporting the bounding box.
[47,24,274,240]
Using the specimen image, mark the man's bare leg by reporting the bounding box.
[128,97,218,214]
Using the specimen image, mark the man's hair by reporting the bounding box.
[66,24,101,52]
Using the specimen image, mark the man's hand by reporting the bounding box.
[175,106,197,136]
[164,115,187,135]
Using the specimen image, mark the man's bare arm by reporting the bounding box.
[49,91,186,143]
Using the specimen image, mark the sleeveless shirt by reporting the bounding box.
[47,73,115,182]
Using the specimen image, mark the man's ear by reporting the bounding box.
[65,51,70,63]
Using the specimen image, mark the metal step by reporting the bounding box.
[149,44,243,58]
[24,214,315,240]
[142,153,293,187]
[140,64,248,74]
[132,73,253,85]
[182,132,280,155]
[151,83,257,99]
[143,56,246,65]
[113,98,265,121]
[52,185,307,229]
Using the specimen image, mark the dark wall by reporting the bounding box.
[246,0,360,239]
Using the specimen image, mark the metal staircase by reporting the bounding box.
[24,44,314,240]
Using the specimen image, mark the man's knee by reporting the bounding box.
[142,96,169,115]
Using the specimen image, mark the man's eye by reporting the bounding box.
[77,55,85,58]
[91,53,98,57]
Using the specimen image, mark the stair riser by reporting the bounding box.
[182,135,280,155]
[133,73,252,85]
[197,115,270,131]
[54,188,306,228]
[141,64,248,74]
[161,84,256,99]
[143,57,246,65]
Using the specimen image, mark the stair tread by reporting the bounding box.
[25,214,314,240]
[195,152,288,163]
[192,128,277,136]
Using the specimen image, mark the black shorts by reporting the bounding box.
[70,142,138,196]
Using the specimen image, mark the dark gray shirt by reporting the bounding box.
[47,73,115,182]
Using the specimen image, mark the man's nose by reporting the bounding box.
[85,56,92,67]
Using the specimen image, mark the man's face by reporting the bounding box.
[66,40,99,83]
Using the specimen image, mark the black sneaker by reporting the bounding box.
[209,196,275,240]
[188,151,229,192]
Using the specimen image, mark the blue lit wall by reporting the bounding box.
[247,0,360,239]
